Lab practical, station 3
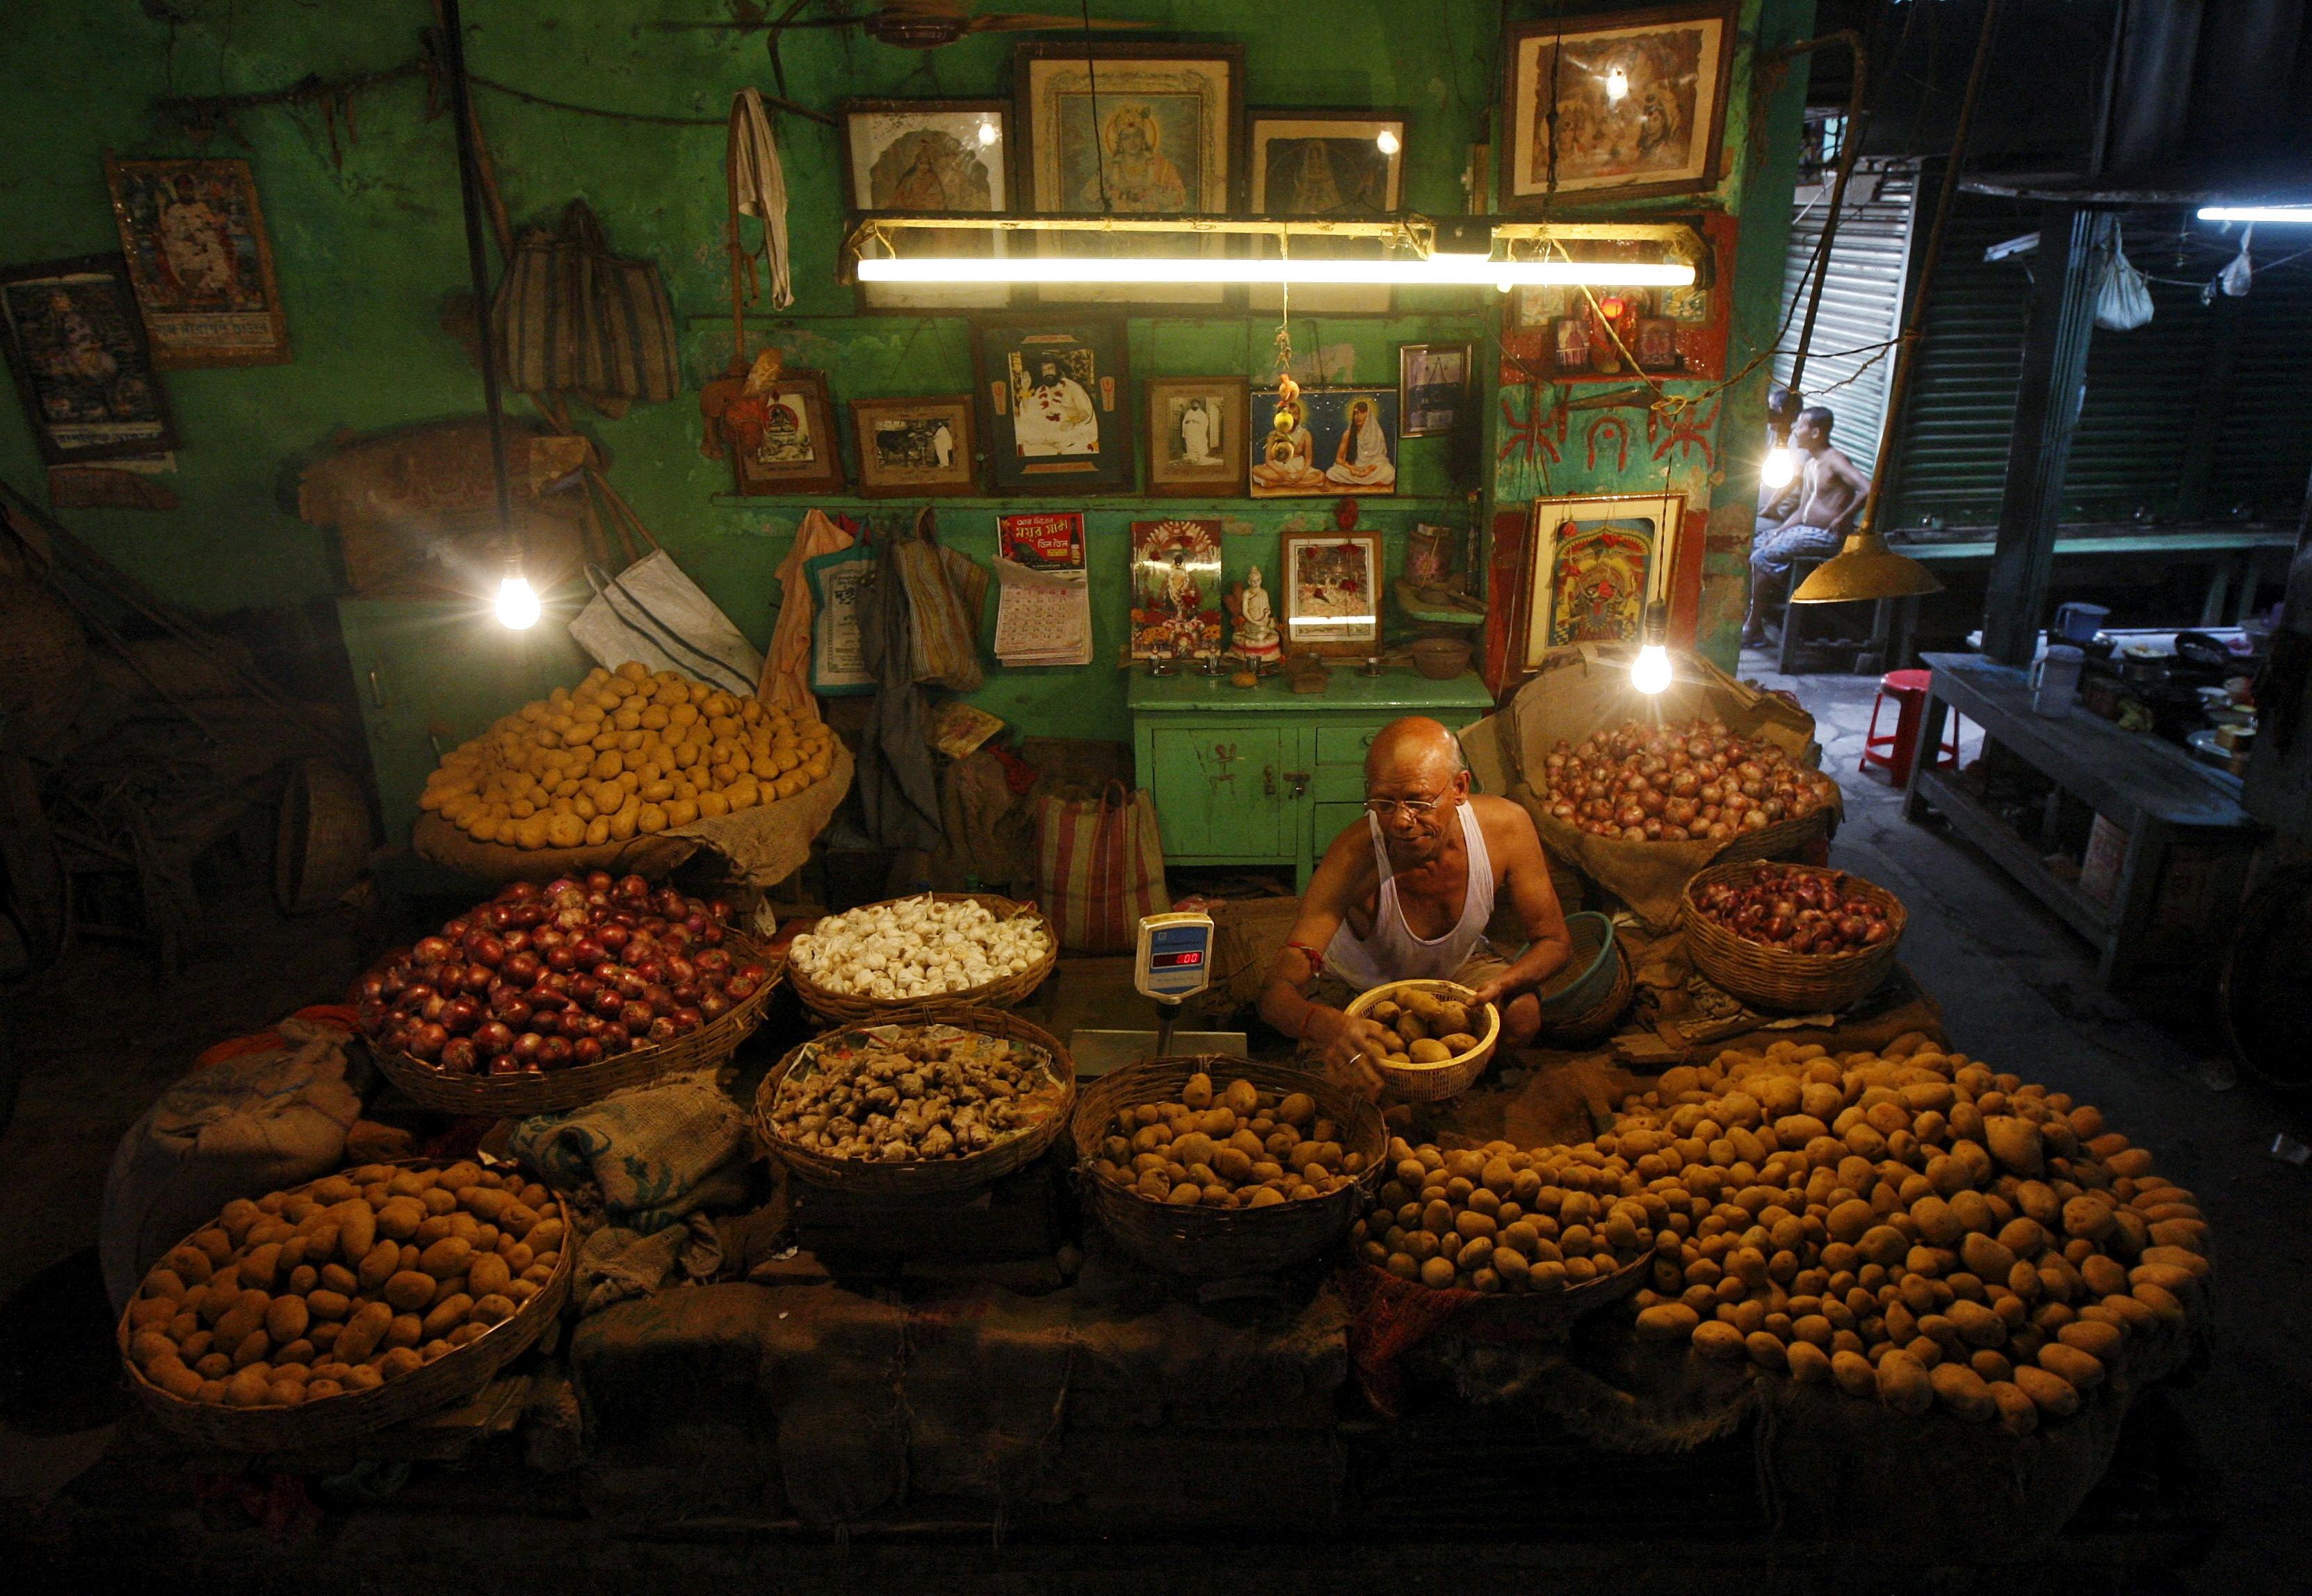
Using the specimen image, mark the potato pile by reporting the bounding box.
[1361,986,1487,1066]
[122,1163,563,1410]
[1092,1071,1368,1209]
[421,660,837,849]
[766,1025,1064,1163]
[1610,1035,2207,1431]
[1355,1138,1654,1292]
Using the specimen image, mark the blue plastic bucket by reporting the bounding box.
[1533,911,1620,1022]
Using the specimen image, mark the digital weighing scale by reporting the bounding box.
[1068,909,1247,1076]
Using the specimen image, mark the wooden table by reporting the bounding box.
[1129,667,1496,888]
[1902,652,2264,985]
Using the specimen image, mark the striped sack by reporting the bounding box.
[494,200,681,402]
[1034,781,1170,954]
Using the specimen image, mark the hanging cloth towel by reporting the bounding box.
[858,532,946,852]
[761,507,856,716]
[728,88,794,314]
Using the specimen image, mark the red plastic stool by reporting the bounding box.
[1861,669,1964,785]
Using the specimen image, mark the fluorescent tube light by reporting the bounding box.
[856,255,1696,287]
[2197,205,2312,224]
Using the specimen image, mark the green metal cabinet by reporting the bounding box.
[337,598,594,849]
[1129,669,1497,888]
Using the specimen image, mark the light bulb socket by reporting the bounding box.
[1640,598,1669,646]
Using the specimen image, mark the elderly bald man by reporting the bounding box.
[1259,716,1573,1096]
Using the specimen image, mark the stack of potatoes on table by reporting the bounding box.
[1092,1071,1368,1209]
[122,1163,565,1410]
[421,660,837,850]
[1610,1034,2208,1432]
[1364,988,1484,1066]
[1355,1139,1655,1293]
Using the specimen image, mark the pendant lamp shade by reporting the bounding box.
[1790,529,1943,603]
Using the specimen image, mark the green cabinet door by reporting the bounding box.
[1309,801,1368,868]
[337,598,593,849]
[1148,724,1287,860]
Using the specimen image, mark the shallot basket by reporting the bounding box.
[1681,860,1906,1013]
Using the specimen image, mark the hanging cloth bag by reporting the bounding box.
[570,550,763,696]
[889,508,987,693]
[1034,781,1172,954]
[493,200,681,405]
[2093,236,2155,331]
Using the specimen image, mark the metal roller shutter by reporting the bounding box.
[1776,161,1915,481]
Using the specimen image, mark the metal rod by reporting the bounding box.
[846,213,1706,243]
[439,0,514,539]
[1777,30,1869,398]
[1859,0,2003,538]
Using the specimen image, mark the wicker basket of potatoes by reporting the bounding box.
[117,1159,572,1449]
[1344,979,1500,1101]
[1073,1057,1387,1279]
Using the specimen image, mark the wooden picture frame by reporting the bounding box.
[1279,530,1384,656]
[1522,492,1685,668]
[0,253,177,464]
[849,394,978,497]
[103,156,289,367]
[973,314,1133,496]
[1245,107,1406,314]
[839,98,1013,311]
[1500,3,1734,210]
[1398,341,1471,438]
[729,368,845,497]
[1249,387,1399,499]
[1142,375,1249,498]
[1014,42,1242,307]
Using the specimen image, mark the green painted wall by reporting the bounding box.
[1,0,1809,743]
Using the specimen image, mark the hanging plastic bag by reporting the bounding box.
[569,550,763,695]
[2093,237,2155,330]
[2220,225,2255,298]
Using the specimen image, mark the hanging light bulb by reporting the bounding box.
[1631,601,1672,695]
[1761,443,1798,489]
[495,567,540,630]
[1605,66,1631,103]
[1375,128,1401,156]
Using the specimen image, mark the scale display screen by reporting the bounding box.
[1135,913,1215,1000]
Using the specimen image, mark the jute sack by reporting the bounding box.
[1461,643,1838,931]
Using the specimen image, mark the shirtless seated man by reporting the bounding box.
[1745,402,1869,647]
[1258,717,1574,1098]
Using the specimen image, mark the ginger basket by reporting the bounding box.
[785,892,1058,1025]
[752,1006,1076,1200]
[369,933,781,1116]
[118,1161,574,1451]
[1345,980,1501,1102]
[1073,1056,1387,1280]
[1681,860,1906,1013]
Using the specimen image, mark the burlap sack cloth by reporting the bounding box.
[1462,644,1841,931]
[413,738,851,885]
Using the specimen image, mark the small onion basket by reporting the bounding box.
[369,933,782,1117]
[1344,979,1501,1102]
[785,892,1058,1026]
[1072,1056,1387,1280]
[752,1005,1076,1200]
[1681,860,1906,1013]
[117,1161,574,1451]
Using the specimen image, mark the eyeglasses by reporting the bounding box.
[1364,793,1451,819]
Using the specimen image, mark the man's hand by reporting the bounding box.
[1465,972,1519,1013]
[1300,1004,1393,1100]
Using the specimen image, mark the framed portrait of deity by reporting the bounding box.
[1279,530,1384,656]
[1249,388,1398,500]
[103,157,289,367]
[1522,492,1685,668]
[1500,3,1734,209]
[839,99,1013,311]
[1014,43,1241,306]
[0,254,179,464]
[1130,517,1225,660]
[727,368,845,497]
[1142,375,1248,497]
[850,394,978,497]
[973,315,1133,495]
[1245,108,1406,314]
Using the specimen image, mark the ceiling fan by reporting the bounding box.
[674,0,1152,53]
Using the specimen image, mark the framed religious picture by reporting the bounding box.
[0,254,177,464]
[1398,341,1471,438]
[1499,3,1735,210]
[839,99,1013,311]
[973,315,1133,495]
[1142,375,1248,498]
[850,393,978,497]
[1279,530,1384,657]
[1130,517,1225,660]
[1014,43,1241,306]
[727,368,845,496]
[104,156,289,366]
[1502,213,1731,384]
[1249,387,1398,499]
[1523,493,1685,668]
[1245,108,1406,314]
